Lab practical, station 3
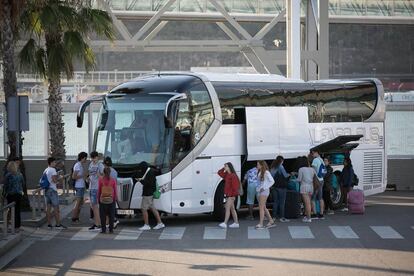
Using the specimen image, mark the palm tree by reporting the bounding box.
[19,0,114,160]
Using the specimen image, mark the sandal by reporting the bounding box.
[266,221,276,228]
[255,224,265,229]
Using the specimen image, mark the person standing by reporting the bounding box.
[98,167,117,234]
[242,166,258,220]
[43,157,67,230]
[3,161,24,232]
[103,157,120,229]
[255,160,275,229]
[311,149,326,219]
[88,151,104,231]
[137,162,165,231]
[270,156,290,223]
[322,158,335,215]
[71,152,88,223]
[341,157,355,212]
[217,162,240,229]
[297,156,315,223]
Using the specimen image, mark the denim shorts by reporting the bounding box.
[246,184,257,205]
[312,180,324,201]
[75,188,85,199]
[90,189,98,205]
[45,189,59,207]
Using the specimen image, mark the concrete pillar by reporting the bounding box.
[286,0,301,79]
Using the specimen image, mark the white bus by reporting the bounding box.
[77,72,386,220]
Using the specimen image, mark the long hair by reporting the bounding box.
[270,156,284,169]
[7,161,18,174]
[225,162,236,174]
[296,156,310,170]
[344,157,352,167]
[257,160,269,181]
[103,167,111,180]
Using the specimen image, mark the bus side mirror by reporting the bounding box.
[164,93,187,128]
[77,95,105,128]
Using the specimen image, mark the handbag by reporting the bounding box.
[153,181,161,199]
[313,174,320,191]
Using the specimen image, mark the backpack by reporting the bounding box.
[352,173,359,186]
[317,160,327,178]
[274,169,288,189]
[100,183,114,204]
[39,172,50,189]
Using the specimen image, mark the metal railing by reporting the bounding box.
[61,174,73,197]
[31,188,45,220]
[2,202,16,237]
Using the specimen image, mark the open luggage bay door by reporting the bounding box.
[245,106,310,160]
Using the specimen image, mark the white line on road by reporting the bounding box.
[28,228,62,241]
[203,227,226,240]
[288,226,315,239]
[159,227,185,240]
[114,228,143,240]
[248,226,270,239]
[370,226,404,239]
[71,227,100,240]
[329,226,359,239]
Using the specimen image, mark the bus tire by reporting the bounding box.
[213,182,225,221]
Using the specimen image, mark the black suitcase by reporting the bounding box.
[284,190,301,219]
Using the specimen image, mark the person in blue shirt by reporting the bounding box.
[270,156,290,222]
[242,166,259,220]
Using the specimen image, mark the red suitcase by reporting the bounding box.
[347,189,365,214]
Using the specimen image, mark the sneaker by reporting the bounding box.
[341,207,349,212]
[218,222,227,229]
[279,218,290,223]
[55,224,67,230]
[114,219,119,229]
[327,210,335,215]
[47,224,53,230]
[302,217,312,223]
[318,214,325,220]
[311,214,319,219]
[139,224,151,231]
[153,223,165,230]
[229,223,239,228]
[89,225,101,231]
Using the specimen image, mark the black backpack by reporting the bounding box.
[274,169,288,189]
[352,173,359,186]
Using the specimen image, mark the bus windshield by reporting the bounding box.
[94,93,174,170]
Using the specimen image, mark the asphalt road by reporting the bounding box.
[1,191,414,276]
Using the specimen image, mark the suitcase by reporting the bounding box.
[347,189,365,214]
[284,190,301,219]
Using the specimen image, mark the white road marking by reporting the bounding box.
[28,228,62,241]
[370,226,404,239]
[203,227,226,240]
[329,226,359,239]
[288,226,315,239]
[159,227,185,240]
[248,226,270,239]
[114,228,143,240]
[70,227,100,240]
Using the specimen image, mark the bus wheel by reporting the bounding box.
[330,184,344,210]
[213,182,225,221]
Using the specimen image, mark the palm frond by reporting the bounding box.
[46,40,73,79]
[18,38,46,78]
[78,8,115,40]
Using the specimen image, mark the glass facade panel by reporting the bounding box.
[22,112,45,156]
[386,111,414,156]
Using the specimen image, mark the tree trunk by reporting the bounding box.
[0,0,18,160]
[46,33,66,160]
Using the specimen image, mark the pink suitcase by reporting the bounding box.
[347,189,365,214]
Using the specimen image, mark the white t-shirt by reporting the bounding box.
[73,161,85,189]
[44,167,58,191]
[298,167,316,187]
[312,156,324,181]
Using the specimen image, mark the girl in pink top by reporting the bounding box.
[98,167,117,233]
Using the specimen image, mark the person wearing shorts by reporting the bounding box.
[297,156,315,223]
[311,149,325,219]
[44,157,66,229]
[88,151,104,231]
[255,161,275,229]
[71,152,88,223]
[243,167,258,220]
[136,162,165,231]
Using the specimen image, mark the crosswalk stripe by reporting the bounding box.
[71,227,100,240]
[248,226,270,239]
[203,227,226,240]
[114,228,143,240]
[288,226,315,239]
[329,226,359,239]
[159,227,185,240]
[370,226,404,239]
[29,228,62,241]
